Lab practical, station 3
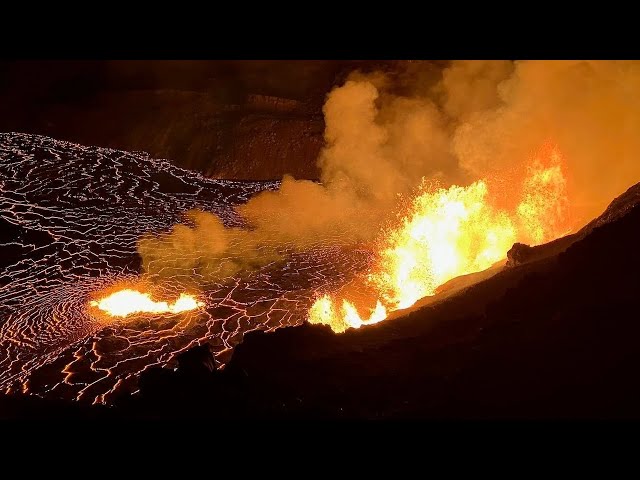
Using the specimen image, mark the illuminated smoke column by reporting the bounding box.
[136,61,640,334]
[3,60,640,403]
[309,147,572,332]
[138,61,640,310]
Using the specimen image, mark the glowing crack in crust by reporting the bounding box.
[0,133,572,403]
[308,145,572,333]
[0,134,371,404]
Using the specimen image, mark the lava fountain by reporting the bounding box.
[89,289,204,318]
[309,145,573,333]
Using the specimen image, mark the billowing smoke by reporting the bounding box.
[138,60,640,282]
[451,61,640,218]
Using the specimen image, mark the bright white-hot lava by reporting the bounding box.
[89,289,204,318]
[308,145,573,333]
[5,60,640,405]
[0,133,339,405]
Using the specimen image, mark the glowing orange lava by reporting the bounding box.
[89,289,204,318]
[517,147,571,245]
[308,295,387,333]
[309,145,572,333]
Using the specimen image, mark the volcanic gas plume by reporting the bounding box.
[4,60,640,405]
[309,145,571,332]
[1,134,363,404]
[136,60,640,332]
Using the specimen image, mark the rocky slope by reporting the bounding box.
[5,182,640,419]
[507,181,640,267]
[116,181,640,419]
[0,61,437,180]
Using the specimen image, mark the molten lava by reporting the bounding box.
[89,289,204,318]
[517,148,571,245]
[370,179,517,310]
[309,295,387,333]
[309,146,573,333]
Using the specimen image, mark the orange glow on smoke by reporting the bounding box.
[89,289,204,318]
[309,144,573,333]
[517,145,572,244]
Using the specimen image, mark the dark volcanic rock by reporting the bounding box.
[0,60,440,180]
[504,181,640,268]
[208,114,325,180]
[0,391,111,420]
[123,182,640,419]
[138,367,178,400]
[6,181,640,419]
[176,343,217,376]
[583,180,640,230]
[506,242,534,267]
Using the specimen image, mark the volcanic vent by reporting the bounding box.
[0,133,371,403]
[4,60,640,410]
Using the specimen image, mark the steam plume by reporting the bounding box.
[138,60,640,282]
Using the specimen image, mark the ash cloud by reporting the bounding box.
[138,60,640,281]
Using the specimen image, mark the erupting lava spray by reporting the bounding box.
[134,60,640,334]
[6,60,640,404]
[308,146,571,332]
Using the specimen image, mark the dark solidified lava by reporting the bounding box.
[121,182,640,419]
[4,132,640,419]
[5,178,639,419]
[0,133,373,404]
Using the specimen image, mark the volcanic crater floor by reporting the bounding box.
[0,133,372,404]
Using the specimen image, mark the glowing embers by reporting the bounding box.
[517,145,572,245]
[89,289,204,318]
[309,146,573,334]
[308,294,387,333]
[371,179,517,310]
